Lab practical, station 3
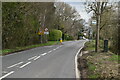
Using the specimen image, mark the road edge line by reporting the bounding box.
[0,71,14,79]
[75,41,86,79]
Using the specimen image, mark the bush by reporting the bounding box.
[49,29,62,41]
[64,34,74,40]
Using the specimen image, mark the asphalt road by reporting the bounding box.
[2,40,86,78]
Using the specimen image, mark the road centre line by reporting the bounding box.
[56,47,59,49]
[28,56,37,60]
[19,62,31,68]
[41,53,47,56]
[48,50,52,53]
[60,45,62,47]
[53,49,56,50]
[34,56,41,60]
[0,71,14,79]
[7,62,23,68]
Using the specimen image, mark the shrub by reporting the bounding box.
[64,34,74,40]
[49,29,62,41]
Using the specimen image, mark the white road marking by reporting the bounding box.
[48,51,52,53]
[75,47,83,78]
[53,49,56,51]
[75,41,87,78]
[28,56,37,60]
[7,62,23,68]
[33,56,41,60]
[41,53,47,56]
[60,45,62,47]
[19,62,31,68]
[56,47,59,49]
[0,71,14,79]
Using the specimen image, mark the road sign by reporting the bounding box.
[38,30,44,35]
[44,28,49,35]
[45,28,48,31]
[92,20,97,25]
[44,32,49,35]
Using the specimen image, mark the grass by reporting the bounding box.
[85,40,95,51]
[88,62,100,78]
[84,40,119,79]
[85,40,104,51]
[88,62,96,71]
[1,41,59,55]
[89,74,100,78]
[108,54,120,61]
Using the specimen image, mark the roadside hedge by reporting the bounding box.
[49,29,62,41]
[64,34,74,40]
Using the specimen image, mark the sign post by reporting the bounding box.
[38,28,49,43]
[44,28,49,42]
[38,29,44,43]
[92,20,97,25]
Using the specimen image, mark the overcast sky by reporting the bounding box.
[59,1,93,22]
[59,0,120,22]
[66,2,92,22]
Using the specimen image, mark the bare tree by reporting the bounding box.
[54,2,84,39]
[85,0,108,52]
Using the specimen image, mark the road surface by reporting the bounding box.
[2,40,86,79]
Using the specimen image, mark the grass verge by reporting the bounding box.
[78,40,119,79]
[1,41,59,56]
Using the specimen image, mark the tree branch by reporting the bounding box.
[100,21,107,31]
[101,2,107,14]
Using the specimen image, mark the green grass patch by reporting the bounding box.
[88,62,96,71]
[87,62,100,78]
[108,54,120,61]
[88,74,100,78]
[85,40,95,51]
[2,41,59,55]
[85,40,104,51]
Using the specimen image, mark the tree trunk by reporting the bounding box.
[95,14,100,52]
[95,2,101,52]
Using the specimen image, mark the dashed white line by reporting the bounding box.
[34,56,41,60]
[60,45,62,47]
[7,62,23,68]
[48,51,52,53]
[56,47,59,49]
[41,53,47,56]
[0,71,14,79]
[19,62,31,68]
[28,56,37,60]
[53,49,56,50]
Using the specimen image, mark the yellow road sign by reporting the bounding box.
[38,31,44,35]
